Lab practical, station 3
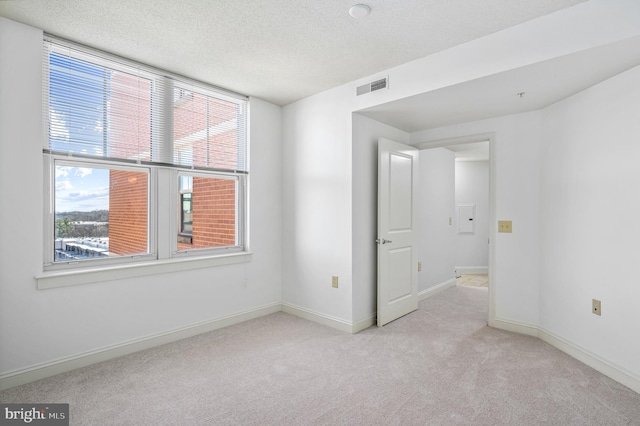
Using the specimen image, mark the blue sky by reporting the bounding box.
[50,53,110,213]
[49,53,105,156]
[55,166,109,213]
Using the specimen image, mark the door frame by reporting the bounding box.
[416,132,496,326]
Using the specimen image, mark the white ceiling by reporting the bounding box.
[358,35,640,132]
[0,0,586,106]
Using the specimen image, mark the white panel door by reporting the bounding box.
[377,138,419,327]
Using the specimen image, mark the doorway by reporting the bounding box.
[416,134,495,324]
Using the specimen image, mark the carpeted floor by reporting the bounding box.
[1,285,639,425]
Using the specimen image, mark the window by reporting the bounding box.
[42,36,248,275]
[179,175,193,243]
[177,173,239,251]
[54,163,150,262]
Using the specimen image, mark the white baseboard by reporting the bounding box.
[0,302,281,392]
[352,315,376,333]
[491,318,640,394]
[538,327,640,395]
[4,302,638,397]
[281,302,357,334]
[491,317,539,337]
[419,278,457,301]
[455,266,488,275]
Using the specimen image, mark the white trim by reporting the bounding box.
[3,302,638,396]
[352,315,376,333]
[416,133,493,150]
[0,302,280,391]
[281,303,355,334]
[455,266,489,275]
[36,252,252,289]
[491,317,539,337]
[419,278,457,301]
[491,318,640,394]
[487,134,497,328]
[538,327,640,395]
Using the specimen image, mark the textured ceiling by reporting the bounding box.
[0,0,586,105]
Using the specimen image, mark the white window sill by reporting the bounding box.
[36,252,252,290]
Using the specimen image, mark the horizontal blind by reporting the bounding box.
[173,83,247,172]
[43,37,248,173]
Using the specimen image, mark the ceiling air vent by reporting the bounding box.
[356,77,388,96]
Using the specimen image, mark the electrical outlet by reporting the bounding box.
[332,276,339,288]
[498,220,512,233]
[418,262,422,272]
[592,299,601,316]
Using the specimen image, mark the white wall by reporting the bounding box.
[351,114,409,323]
[409,66,640,384]
[418,148,456,291]
[411,112,543,326]
[0,18,283,377]
[455,161,489,271]
[281,85,355,323]
[539,65,640,377]
[281,0,640,328]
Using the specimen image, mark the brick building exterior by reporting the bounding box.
[108,73,239,255]
[177,177,236,251]
[108,170,149,255]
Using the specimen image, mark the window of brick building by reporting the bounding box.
[178,175,193,244]
[42,36,248,274]
[177,174,239,251]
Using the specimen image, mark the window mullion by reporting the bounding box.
[156,167,174,260]
[152,76,174,164]
[154,77,175,260]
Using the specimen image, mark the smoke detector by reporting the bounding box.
[349,4,371,18]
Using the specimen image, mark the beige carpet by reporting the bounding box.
[1,286,639,425]
[457,274,489,287]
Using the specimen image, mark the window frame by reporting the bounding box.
[43,155,157,272]
[172,170,245,258]
[38,35,250,288]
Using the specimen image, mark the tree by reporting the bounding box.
[55,217,75,238]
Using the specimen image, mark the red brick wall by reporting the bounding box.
[109,170,148,255]
[108,72,152,161]
[107,84,238,254]
[173,93,239,169]
[177,177,236,251]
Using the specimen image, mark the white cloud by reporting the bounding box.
[55,166,71,179]
[94,119,104,134]
[63,188,109,202]
[74,168,93,178]
[55,180,73,191]
[49,109,69,141]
